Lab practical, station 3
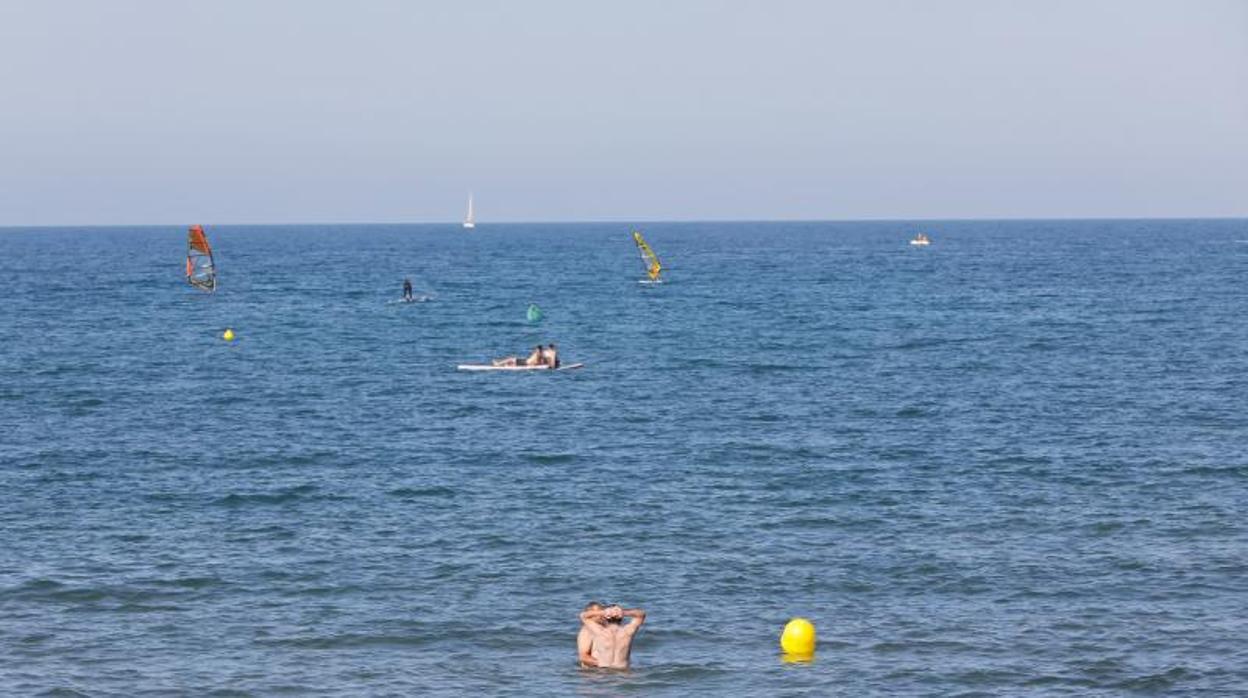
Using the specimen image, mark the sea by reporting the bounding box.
[1,219,1246,696]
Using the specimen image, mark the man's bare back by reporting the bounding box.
[578,604,646,670]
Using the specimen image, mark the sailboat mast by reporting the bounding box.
[463,193,475,228]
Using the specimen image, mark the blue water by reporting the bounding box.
[2,219,1246,695]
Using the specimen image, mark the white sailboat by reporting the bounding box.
[462,194,475,229]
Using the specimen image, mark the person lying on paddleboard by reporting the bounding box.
[492,345,545,367]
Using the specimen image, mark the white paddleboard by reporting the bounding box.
[457,363,584,372]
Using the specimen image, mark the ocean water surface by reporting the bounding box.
[1,219,1246,695]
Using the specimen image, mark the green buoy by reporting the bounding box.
[526,303,543,323]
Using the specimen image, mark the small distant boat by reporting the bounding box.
[463,193,475,229]
[632,231,663,283]
[910,233,931,246]
[186,224,217,292]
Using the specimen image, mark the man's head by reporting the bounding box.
[603,605,624,623]
[584,600,607,625]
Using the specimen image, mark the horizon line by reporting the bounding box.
[2,214,1246,231]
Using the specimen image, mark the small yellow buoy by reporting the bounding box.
[780,617,816,656]
[222,328,235,342]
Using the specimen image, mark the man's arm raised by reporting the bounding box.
[622,608,647,635]
[579,608,609,636]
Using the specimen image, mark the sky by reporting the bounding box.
[0,0,1245,225]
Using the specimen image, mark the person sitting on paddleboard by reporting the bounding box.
[402,278,413,301]
[543,343,560,369]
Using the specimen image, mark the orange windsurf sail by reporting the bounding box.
[186,225,217,292]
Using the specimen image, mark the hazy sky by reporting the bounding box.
[1,0,1245,225]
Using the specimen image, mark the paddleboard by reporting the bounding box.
[457,363,584,372]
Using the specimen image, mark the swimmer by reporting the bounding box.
[578,603,646,669]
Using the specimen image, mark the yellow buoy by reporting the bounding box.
[222,328,235,342]
[780,617,816,655]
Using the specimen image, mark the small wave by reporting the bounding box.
[2,578,193,609]
[869,638,976,654]
[109,533,150,543]
[152,576,225,590]
[522,453,577,464]
[675,357,728,369]
[449,404,484,417]
[1111,666,1193,691]
[35,469,104,484]
[890,335,990,351]
[1179,464,1247,479]
[17,633,53,645]
[1087,520,1127,536]
[1023,674,1098,689]
[387,486,456,499]
[745,363,808,373]
[745,413,783,422]
[257,633,431,649]
[107,602,184,613]
[32,688,90,697]
[212,484,328,507]
[630,662,732,683]
[2,578,63,600]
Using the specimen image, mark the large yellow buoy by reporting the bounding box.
[780,617,816,655]
[222,328,235,342]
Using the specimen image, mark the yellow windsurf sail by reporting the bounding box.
[186,224,217,292]
[632,231,662,282]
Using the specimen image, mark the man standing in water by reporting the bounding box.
[402,278,413,302]
[578,603,646,669]
[577,601,605,667]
